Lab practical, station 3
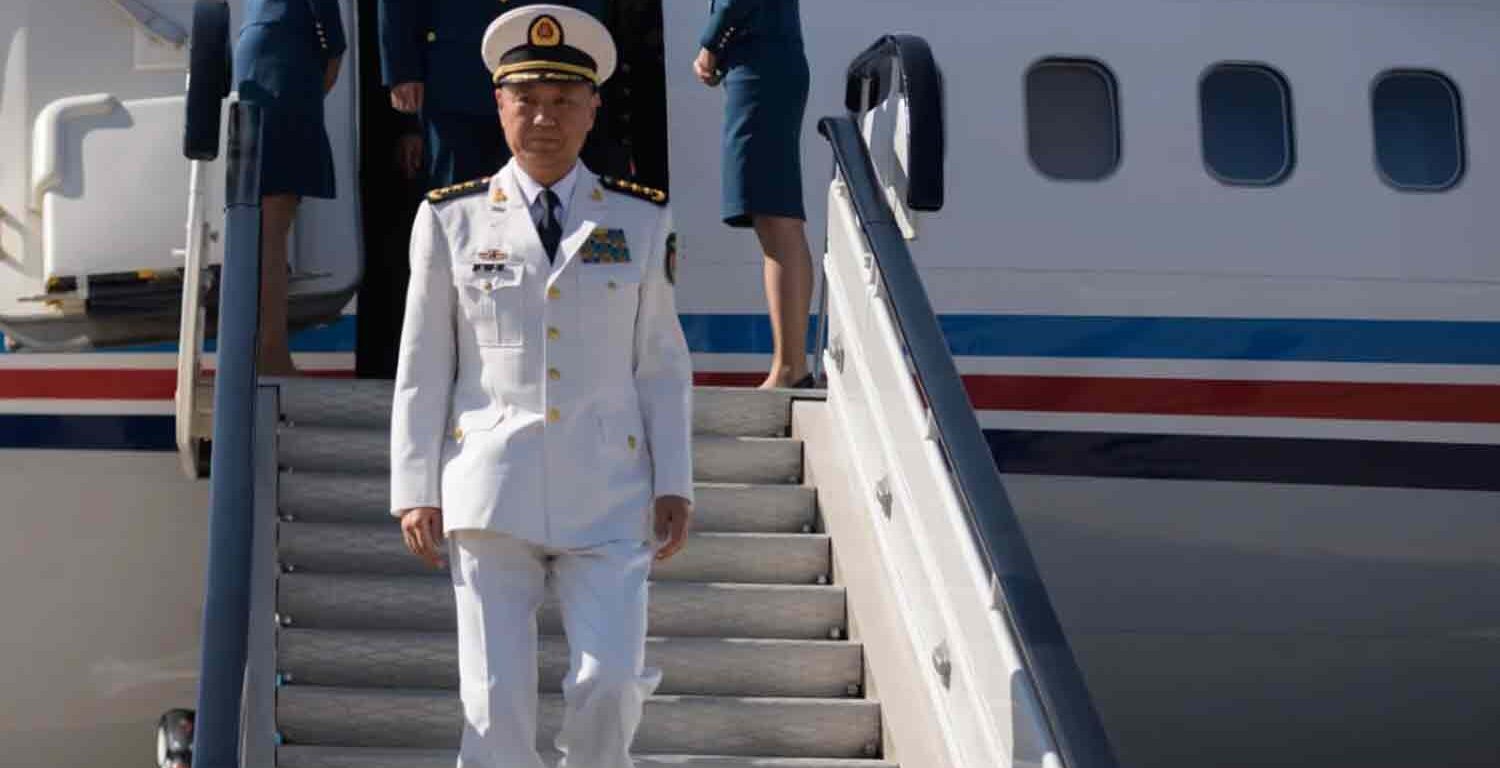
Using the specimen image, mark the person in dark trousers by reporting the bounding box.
[379,0,614,187]
[354,0,427,379]
[607,0,669,191]
[234,0,346,376]
[695,0,816,389]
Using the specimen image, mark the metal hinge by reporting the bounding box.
[932,640,953,688]
[827,336,846,375]
[874,476,893,518]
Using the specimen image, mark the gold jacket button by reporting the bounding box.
[627,435,637,450]
[547,407,561,423]
[452,427,464,440]
[547,326,560,341]
[548,286,561,300]
[548,368,561,381]
[607,280,618,291]
[426,31,436,43]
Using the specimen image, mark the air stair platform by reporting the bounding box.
[260,378,896,768]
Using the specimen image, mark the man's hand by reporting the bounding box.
[390,82,425,114]
[653,495,693,561]
[395,133,424,179]
[693,48,720,87]
[400,507,446,569]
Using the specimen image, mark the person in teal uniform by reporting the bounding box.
[234,0,346,375]
[695,0,816,389]
[379,0,609,186]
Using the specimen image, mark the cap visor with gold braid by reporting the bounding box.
[481,4,617,87]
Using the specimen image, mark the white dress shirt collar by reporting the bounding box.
[513,162,580,224]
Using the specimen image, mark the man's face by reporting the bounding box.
[496,81,599,170]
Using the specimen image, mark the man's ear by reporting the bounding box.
[494,87,504,108]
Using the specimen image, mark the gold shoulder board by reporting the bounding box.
[600,175,668,206]
[426,177,491,204]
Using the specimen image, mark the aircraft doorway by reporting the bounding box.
[351,0,670,378]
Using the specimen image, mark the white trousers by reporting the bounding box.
[449,531,661,768]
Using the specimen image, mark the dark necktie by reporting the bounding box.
[539,188,562,263]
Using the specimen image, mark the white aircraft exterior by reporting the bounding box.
[0,0,1496,765]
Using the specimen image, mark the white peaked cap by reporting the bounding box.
[481,4,617,87]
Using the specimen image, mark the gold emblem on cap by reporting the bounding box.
[529,15,562,48]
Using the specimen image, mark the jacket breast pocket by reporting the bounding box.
[457,266,525,347]
[581,267,642,338]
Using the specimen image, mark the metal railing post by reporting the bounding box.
[191,99,263,768]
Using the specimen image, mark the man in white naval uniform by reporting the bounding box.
[389,6,693,766]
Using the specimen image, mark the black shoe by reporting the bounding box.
[790,373,818,389]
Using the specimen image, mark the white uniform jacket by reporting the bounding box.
[390,161,694,549]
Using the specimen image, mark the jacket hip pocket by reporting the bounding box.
[596,408,646,459]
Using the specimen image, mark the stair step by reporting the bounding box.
[695,435,802,484]
[277,687,882,758]
[279,746,895,768]
[279,427,802,484]
[278,573,846,639]
[280,475,818,533]
[278,380,808,437]
[279,525,830,584]
[279,630,863,698]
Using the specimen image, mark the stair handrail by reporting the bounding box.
[190,97,264,768]
[843,34,944,213]
[187,1,267,765]
[818,35,1119,768]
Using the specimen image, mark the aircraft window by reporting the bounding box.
[1025,58,1121,181]
[1372,70,1465,191]
[1200,64,1294,185]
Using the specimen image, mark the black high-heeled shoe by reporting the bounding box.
[790,373,818,389]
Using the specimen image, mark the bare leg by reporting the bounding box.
[258,194,299,377]
[751,215,814,389]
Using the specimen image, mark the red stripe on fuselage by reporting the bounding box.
[694,372,764,387]
[963,375,1500,423]
[5,370,1498,423]
[0,369,176,399]
[0,368,354,400]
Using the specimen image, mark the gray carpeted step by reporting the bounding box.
[278,380,806,438]
[278,573,846,640]
[277,687,881,758]
[279,630,862,698]
[279,427,802,485]
[693,435,802,485]
[280,474,819,533]
[279,524,830,584]
[278,745,894,768]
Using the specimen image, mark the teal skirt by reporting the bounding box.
[235,22,337,199]
[720,58,810,228]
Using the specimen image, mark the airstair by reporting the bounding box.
[247,380,891,767]
[181,10,1115,766]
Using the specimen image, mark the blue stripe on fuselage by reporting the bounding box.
[7,314,1500,364]
[680,314,1500,365]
